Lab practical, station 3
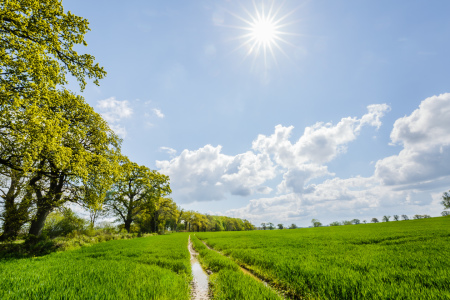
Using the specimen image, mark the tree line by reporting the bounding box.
[0,0,254,242]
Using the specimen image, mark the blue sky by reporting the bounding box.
[65,0,450,226]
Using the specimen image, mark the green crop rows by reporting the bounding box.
[190,234,282,300]
[0,234,191,299]
[196,217,450,299]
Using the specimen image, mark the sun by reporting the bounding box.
[231,1,295,68]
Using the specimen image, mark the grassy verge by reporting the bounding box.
[191,234,282,300]
[0,234,191,299]
[197,217,450,299]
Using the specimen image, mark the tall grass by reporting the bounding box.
[0,234,191,299]
[197,217,450,299]
[191,234,282,300]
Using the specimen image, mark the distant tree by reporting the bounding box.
[382,215,391,222]
[441,191,450,210]
[277,224,284,230]
[329,221,341,226]
[423,214,431,219]
[413,214,423,220]
[342,220,352,225]
[268,222,274,230]
[363,220,367,224]
[311,219,322,227]
[442,211,450,216]
[261,222,267,230]
[371,218,379,223]
[289,223,298,229]
[104,158,171,233]
[351,219,360,225]
[393,215,399,221]
[401,215,409,221]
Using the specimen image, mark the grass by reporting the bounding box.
[196,217,450,299]
[0,234,191,299]
[191,234,283,300]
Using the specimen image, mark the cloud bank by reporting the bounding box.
[156,96,450,224]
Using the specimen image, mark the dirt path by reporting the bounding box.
[189,236,210,300]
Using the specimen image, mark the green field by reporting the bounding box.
[197,217,450,299]
[0,234,191,299]
[1,218,449,299]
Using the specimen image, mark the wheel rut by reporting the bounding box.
[188,235,210,300]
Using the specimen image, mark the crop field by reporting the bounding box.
[0,234,191,299]
[196,217,450,299]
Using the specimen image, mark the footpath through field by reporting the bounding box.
[190,234,283,300]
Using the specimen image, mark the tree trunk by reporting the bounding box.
[28,206,52,237]
[124,219,132,233]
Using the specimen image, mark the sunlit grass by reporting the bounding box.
[197,217,450,299]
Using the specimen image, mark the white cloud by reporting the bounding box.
[97,97,133,123]
[156,104,390,205]
[156,145,276,202]
[160,146,177,156]
[97,97,133,137]
[153,108,165,119]
[376,93,450,187]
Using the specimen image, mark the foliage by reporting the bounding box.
[351,219,360,225]
[104,158,171,233]
[0,234,191,299]
[277,223,283,230]
[442,191,450,209]
[43,207,87,238]
[311,219,322,227]
[289,223,297,229]
[383,215,391,222]
[401,214,409,221]
[371,218,379,223]
[196,217,450,299]
[393,215,399,221]
[329,221,341,226]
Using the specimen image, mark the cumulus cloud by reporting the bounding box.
[156,145,276,202]
[376,93,450,187]
[252,104,390,166]
[156,104,390,204]
[97,97,133,137]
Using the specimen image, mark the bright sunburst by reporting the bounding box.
[231,1,296,68]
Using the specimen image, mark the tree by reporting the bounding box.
[1,0,106,175]
[382,215,390,222]
[0,167,34,240]
[351,219,360,225]
[442,191,450,210]
[26,91,120,237]
[363,220,367,224]
[371,218,379,223]
[105,159,171,233]
[329,221,341,226]
[393,215,399,221]
[289,223,297,229]
[268,222,274,230]
[261,222,267,230]
[413,215,423,220]
[0,0,105,101]
[442,211,450,216]
[401,214,409,221]
[311,219,322,227]
[277,223,284,230]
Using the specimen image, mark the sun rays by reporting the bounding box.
[229,0,298,69]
